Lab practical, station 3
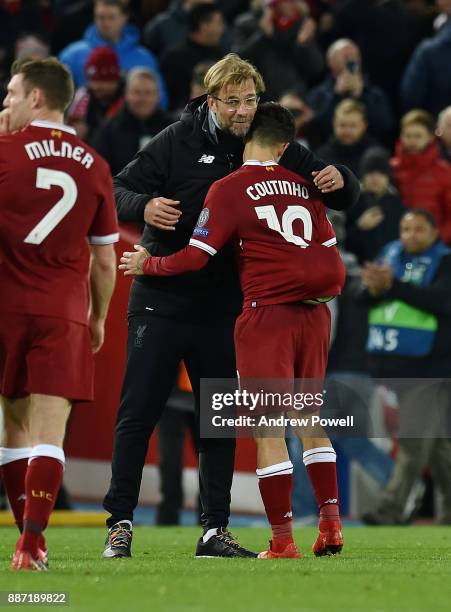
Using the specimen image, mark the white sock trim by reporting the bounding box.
[256,460,293,479]
[28,444,65,466]
[303,446,336,466]
[0,447,32,466]
[202,528,218,543]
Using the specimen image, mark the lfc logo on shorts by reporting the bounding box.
[134,324,147,348]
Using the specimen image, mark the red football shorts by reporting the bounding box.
[235,303,330,403]
[0,314,94,401]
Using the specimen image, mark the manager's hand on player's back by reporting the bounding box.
[144,196,181,230]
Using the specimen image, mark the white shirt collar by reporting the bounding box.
[30,120,76,135]
[242,160,278,166]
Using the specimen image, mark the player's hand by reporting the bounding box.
[89,315,105,353]
[0,109,11,135]
[312,166,344,193]
[119,244,150,276]
[144,196,181,230]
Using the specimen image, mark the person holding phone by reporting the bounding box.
[307,38,394,142]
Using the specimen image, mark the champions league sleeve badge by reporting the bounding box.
[196,208,210,227]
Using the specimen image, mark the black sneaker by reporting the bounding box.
[102,521,132,558]
[195,527,257,558]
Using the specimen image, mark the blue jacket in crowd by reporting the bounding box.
[59,23,168,109]
[401,20,451,116]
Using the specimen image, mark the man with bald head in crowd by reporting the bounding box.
[307,38,393,143]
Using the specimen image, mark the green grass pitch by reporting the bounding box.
[1,526,451,611]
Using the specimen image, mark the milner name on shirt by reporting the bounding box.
[24,136,95,169]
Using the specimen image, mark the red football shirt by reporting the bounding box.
[0,120,119,324]
[188,161,345,307]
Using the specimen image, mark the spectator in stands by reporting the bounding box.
[391,109,451,244]
[169,59,216,120]
[346,147,405,264]
[190,60,215,100]
[358,209,451,525]
[14,34,50,62]
[315,99,377,176]
[278,89,326,149]
[232,0,263,51]
[0,0,48,68]
[324,0,423,110]
[401,0,451,116]
[436,105,451,163]
[143,0,231,57]
[238,0,325,101]
[91,67,172,175]
[59,0,168,108]
[307,38,394,143]
[160,3,224,111]
[66,46,124,143]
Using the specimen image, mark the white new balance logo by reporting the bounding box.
[325,499,338,505]
[283,511,293,518]
[198,154,215,164]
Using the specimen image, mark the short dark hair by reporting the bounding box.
[402,208,437,228]
[188,3,221,33]
[94,0,128,13]
[245,102,295,147]
[11,57,74,112]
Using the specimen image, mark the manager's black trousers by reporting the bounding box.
[103,314,237,530]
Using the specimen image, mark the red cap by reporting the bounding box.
[85,46,120,82]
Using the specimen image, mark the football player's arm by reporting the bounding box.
[280,141,360,211]
[120,184,236,276]
[88,167,119,352]
[89,244,116,352]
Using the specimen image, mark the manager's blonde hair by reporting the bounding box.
[204,53,265,97]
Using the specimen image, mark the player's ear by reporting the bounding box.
[277,142,289,159]
[29,87,43,110]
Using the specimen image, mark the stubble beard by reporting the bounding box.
[215,112,250,139]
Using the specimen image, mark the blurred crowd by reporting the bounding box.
[2,0,451,247]
[2,0,451,524]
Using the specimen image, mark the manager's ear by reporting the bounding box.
[207,95,217,113]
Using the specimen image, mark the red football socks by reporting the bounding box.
[257,461,294,549]
[303,446,339,510]
[21,457,63,556]
[2,457,28,532]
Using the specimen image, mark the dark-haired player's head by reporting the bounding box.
[400,209,438,254]
[3,57,74,132]
[243,102,295,161]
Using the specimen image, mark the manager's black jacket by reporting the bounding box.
[114,95,361,320]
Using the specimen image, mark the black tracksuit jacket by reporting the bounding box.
[114,95,361,321]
